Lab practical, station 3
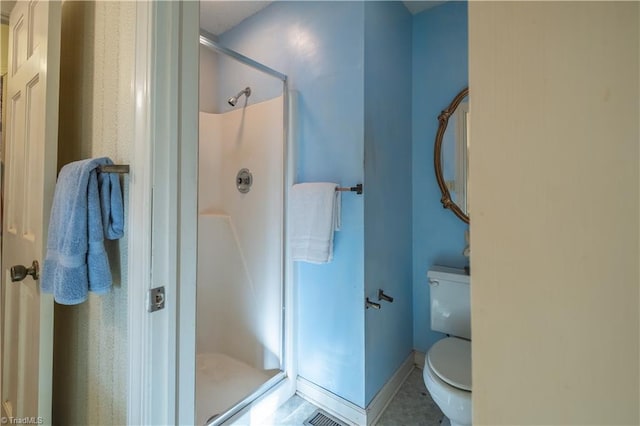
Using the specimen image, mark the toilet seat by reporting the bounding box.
[427,337,471,391]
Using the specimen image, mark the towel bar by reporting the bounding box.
[336,183,363,195]
[98,164,130,174]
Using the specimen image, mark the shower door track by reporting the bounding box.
[206,372,287,426]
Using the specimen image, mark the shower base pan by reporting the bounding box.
[196,352,278,425]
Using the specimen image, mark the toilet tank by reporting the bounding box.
[427,266,471,339]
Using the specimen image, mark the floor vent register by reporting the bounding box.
[303,409,348,426]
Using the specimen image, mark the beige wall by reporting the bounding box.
[53,2,134,424]
[469,2,639,424]
[1,23,8,75]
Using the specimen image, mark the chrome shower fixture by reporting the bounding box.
[227,86,252,107]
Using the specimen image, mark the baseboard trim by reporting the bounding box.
[296,377,365,426]
[296,352,416,426]
[414,350,426,370]
[366,352,415,425]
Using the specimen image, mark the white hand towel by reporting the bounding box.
[290,182,341,264]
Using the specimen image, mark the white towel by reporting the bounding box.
[290,182,341,264]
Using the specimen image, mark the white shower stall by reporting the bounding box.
[196,38,288,425]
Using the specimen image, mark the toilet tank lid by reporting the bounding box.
[428,337,472,391]
[427,266,469,284]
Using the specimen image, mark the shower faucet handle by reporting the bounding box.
[236,169,253,193]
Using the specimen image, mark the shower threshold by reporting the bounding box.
[197,352,283,426]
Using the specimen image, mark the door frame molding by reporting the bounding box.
[175,2,199,424]
[128,1,197,424]
[127,1,154,423]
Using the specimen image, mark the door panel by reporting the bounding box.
[1,0,61,422]
[11,15,27,73]
[6,91,24,236]
[22,73,45,242]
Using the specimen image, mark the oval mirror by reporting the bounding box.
[434,87,469,223]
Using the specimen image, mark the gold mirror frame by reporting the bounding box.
[433,87,469,224]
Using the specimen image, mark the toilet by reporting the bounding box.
[423,266,472,426]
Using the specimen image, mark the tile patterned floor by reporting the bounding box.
[376,368,443,426]
[259,368,444,426]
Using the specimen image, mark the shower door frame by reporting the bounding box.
[195,28,296,426]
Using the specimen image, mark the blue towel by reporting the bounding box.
[41,158,124,305]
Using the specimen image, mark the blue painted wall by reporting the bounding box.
[412,1,469,354]
[363,1,413,405]
[216,0,469,407]
[219,1,367,406]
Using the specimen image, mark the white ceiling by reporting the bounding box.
[200,1,272,37]
[403,1,446,15]
[200,1,445,36]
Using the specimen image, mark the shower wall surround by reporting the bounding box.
[196,94,285,422]
[197,97,284,371]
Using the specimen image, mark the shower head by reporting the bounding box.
[227,86,252,107]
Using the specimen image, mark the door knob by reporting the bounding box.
[10,260,39,282]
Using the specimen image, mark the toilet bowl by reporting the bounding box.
[423,337,472,426]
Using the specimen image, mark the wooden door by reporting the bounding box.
[1,1,60,423]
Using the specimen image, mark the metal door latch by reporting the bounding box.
[148,286,165,312]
